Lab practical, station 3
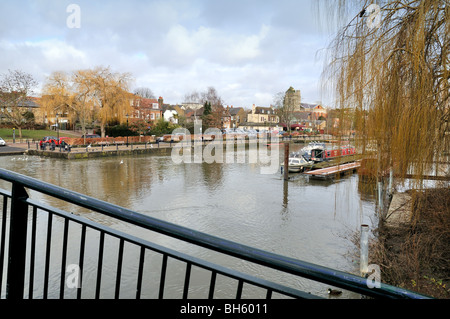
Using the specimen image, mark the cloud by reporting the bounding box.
[0,0,333,107]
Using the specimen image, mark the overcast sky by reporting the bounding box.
[0,0,338,108]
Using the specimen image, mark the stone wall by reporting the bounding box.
[66,135,155,146]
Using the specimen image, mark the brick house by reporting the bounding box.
[130,96,163,123]
[301,103,327,120]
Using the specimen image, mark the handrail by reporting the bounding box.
[0,168,431,299]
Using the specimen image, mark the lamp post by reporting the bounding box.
[56,113,59,139]
[126,113,129,147]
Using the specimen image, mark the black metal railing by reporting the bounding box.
[0,168,431,299]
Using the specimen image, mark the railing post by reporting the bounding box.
[6,183,29,300]
[360,224,369,277]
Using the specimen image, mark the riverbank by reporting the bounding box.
[375,188,450,298]
[27,143,174,159]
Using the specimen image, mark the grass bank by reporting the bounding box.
[0,128,79,141]
[373,188,450,298]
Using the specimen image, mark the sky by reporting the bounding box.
[0,0,338,108]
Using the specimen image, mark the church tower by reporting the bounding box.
[284,87,301,111]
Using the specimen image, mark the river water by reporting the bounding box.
[0,143,378,299]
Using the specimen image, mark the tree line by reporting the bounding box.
[1,66,312,139]
[0,67,232,139]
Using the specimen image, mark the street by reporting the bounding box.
[0,144,28,155]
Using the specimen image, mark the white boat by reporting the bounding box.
[282,153,314,173]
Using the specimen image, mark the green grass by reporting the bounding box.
[0,128,79,141]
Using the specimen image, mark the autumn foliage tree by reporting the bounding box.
[41,69,95,141]
[41,66,133,141]
[90,66,133,137]
[319,2,450,297]
[40,71,74,129]
[321,0,449,184]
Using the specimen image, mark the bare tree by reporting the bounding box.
[134,87,156,99]
[0,69,38,138]
[183,90,201,104]
[184,87,224,107]
[200,86,224,109]
[273,90,298,132]
[201,87,225,129]
[184,87,225,128]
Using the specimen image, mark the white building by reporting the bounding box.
[163,109,178,124]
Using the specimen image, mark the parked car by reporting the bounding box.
[39,136,69,148]
[0,137,6,146]
[156,134,173,142]
[39,136,60,147]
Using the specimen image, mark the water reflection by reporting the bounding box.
[0,146,377,298]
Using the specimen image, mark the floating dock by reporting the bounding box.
[304,161,361,180]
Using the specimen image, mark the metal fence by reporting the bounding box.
[0,168,430,299]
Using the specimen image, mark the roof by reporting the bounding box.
[293,112,310,120]
[0,95,40,108]
[161,104,176,111]
[254,106,276,114]
[186,107,204,117]
[228,107,244,115]
[132,97,161,110]
[301,103,323,110]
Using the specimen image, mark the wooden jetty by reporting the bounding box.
[304,161,361,180]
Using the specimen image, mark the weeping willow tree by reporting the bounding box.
[321,0,449,192]
[40,71,73,128]
[91,66,134,138]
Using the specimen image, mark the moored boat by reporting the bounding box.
[300,142,326,161]
[310,145,356,162]
[281,152,314,173]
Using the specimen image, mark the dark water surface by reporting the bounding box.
[0,144,377,298]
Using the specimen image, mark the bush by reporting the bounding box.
[105,124,139,137]
[373,188,450,298]
[150,118,179,136]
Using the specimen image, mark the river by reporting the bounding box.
[0,143,377,298]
